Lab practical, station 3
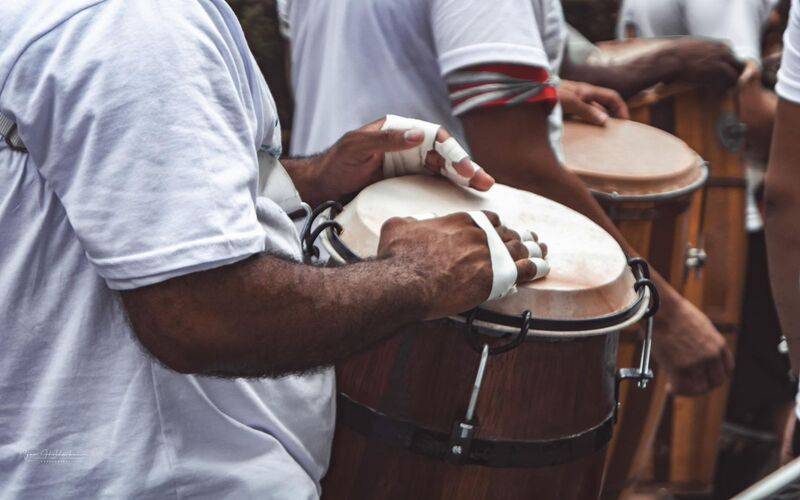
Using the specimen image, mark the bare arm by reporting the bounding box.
[122,253,425,378]
[460,104,732,394]
[765,98,800,369]
[122,213,538,378]
[562,39,744,99]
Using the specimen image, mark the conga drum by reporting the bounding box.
[562,118,707,498]
[307,175,658,500]
[593,38,749,496]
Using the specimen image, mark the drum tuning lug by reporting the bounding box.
[685,246,708,278]
[448,344,489,464]
[716,112,747,153]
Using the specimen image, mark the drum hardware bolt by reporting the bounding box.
[716,112,747,153]
[779,336,789,355]
[685,245,708,278]
[299,200,344,263]
[448,344,488,464]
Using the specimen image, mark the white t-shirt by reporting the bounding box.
[0,1,333,498]
[279,0,565,158]
[617,0,778,63]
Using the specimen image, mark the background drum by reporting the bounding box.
[311,176,657,500]
[589,39,749,497]
[562,118,707,498]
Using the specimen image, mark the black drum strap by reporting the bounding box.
[337,393,615,468]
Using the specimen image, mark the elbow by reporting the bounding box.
[132,322,212,375]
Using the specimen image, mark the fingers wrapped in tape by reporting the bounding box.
[529,258,550,280]
[434,137,479,187]
[467,210,518,302]
[381,115,439,178]
[523,240,543,259]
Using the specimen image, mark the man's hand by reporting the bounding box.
[560,80,630,126]
[297,118,495,205]
[665,38,745,88]
[652,289,734,396]
[378,211,546,320]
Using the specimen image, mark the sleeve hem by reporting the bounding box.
[96,229,267,290]
[438,43,550,78]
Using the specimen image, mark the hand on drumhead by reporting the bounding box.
[560,81,630,126]
[377,211,548,320]
[652,293,734,396]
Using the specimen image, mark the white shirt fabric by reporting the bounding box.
[279,0,566,159]
[617,0,778,63]
[0,1,333,498]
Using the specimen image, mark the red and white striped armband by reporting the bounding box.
[446,64,558,116]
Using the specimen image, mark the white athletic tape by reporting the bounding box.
[381,115,439,178]
[467,211,518,302]
[529,258,550,280]
[434,137,478,187]
[382,115,478,187]
[411,212,438,221]
[515,227,538,242]
[523,240,543,259]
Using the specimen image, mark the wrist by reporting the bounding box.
[284,154,336,207]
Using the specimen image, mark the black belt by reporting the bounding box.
[337,393,615,468]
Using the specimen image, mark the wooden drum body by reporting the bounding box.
[563,118,707,497]
[314,176,656,500]
[593,39,749,496]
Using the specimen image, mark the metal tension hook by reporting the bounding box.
[448,344,489,464]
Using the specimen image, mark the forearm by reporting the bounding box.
[765,100,800,370]
[562,54,680,99]
[122,254,428,377]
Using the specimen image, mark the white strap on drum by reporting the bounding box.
[381,115,481,187]
[467,211,519,302]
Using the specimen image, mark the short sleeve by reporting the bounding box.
[1,2,268,290]
[777,0,800,104]
[430,0,551,76]
[684,0,765,63]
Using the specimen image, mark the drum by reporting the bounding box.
[562,118,707,497]
[309,175,657,500]
[591,38,749,496]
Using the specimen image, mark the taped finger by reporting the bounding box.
[516,257,550,284]
[435,137,475,186]
[381,115,439,178]
[467,210,518,301]
[523,240,543,259]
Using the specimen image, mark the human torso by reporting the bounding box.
[0,1,333,497]
[286,0,566,157]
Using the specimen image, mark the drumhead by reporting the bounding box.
[563,118,706,198]
[322,176,641,332]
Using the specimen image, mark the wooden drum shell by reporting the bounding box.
[586,41,747,495]
[317,176,647,500]
[626,84,746,496]
[323,322,618,500]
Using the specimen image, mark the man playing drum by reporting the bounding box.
[0,0,550,497]
[279,0,739,396]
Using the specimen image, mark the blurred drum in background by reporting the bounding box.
[588,38,749,497]
[563,118,707,498]
[306,176,658,500]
